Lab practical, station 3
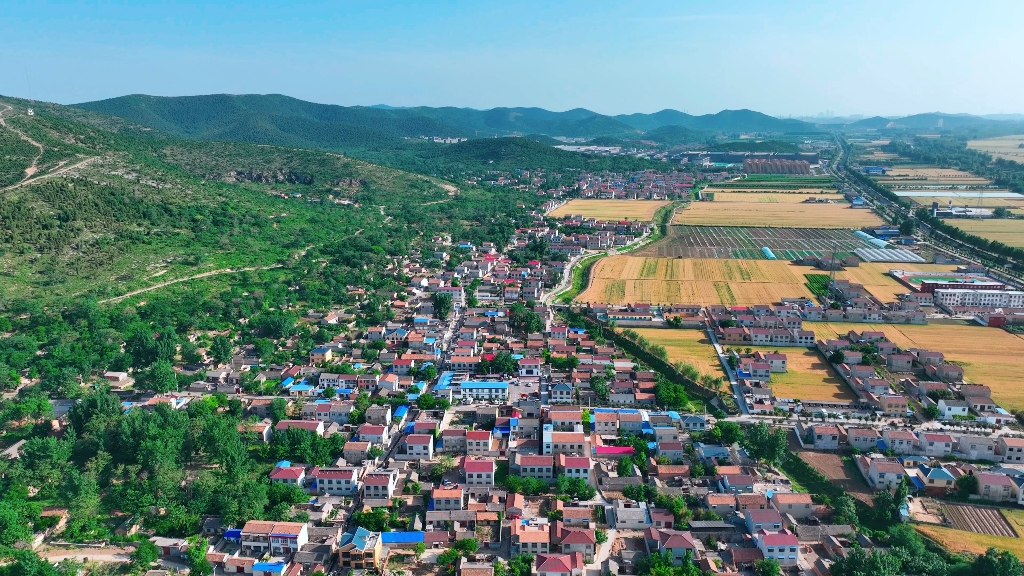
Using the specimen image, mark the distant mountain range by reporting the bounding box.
[73,94,823,148]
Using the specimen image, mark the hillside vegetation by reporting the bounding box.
[0,95,535,303]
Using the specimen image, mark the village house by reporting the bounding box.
[343,441,371,465]
[744,509,783,534]
[847,427,880,451]
[432,485,465,510]
[770,492,813,519]
[643,528,700,566]
[882,429,917,454]
[362,470,398,500]
[513,454,555,481]
[959,435,998,460]
[1000,437,1024,464]
[511,522,551,555]
[808,425,840,450]
[913,432,953,457]
[309,467,359,496]
[753,529,799,567]
[534,554,584,576]
[705,494,737,517]
[337,527,382,570]
[398,434,434,460]
[978,473,1017,502]
[463,458,495,487]
[867,460,906,490]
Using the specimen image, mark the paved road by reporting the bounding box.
[705,326,748,416]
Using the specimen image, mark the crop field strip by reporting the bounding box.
[916,509,1024,558]
[707,192,846,204]
[944,219,1024,248]
[747,346,857,403]
[673,201,883,229]
[580,256,819,306]
[943,504,1016,537]
[968,134,1024,163]
[637,226,874,259]
[808,321,1024,410]
[631,328,727,378]
[548,198,670,221]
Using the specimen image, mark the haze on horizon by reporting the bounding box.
[2,0,1022,118]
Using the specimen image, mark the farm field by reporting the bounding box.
[874,165,991,185]
[548,199,669,220]
[900,192,1024,208]
[672,202,882,228]
[808,322,1024,409]
[638,226,874,259]
[946,218,1024,248]
[748,347,856,402]
[703,187,836,195]
[916,509,1024,557]
[706,192,846,203]
[578,256,816,306]
[968,135,1024,163]
[631,328,726,378]
[797,452,874,505]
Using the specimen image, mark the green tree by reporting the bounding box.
[254,338,275,359]
[210,335,233,366]
[742,422,788,466]
[413,542,426,560]
[616,455,634,477]
[956,473,978,496]
[268,398,290,424]
[131,539,160,568]
[832,494,859,526]
[595,529,608,544]
[754,558,781,576]
[433,292,454,321]
[186,536,213,576]
[437,549,461,574]
[455,538,479,555]
[140,359,178,393]
[971,548,1024,576]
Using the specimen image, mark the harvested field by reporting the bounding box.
[748,347,856,402]
[917,510,1024,557]
[632,328,726,378]
[943,503,1015,536]
[947,218,1024,248]
[875,166,990,185]
[968,135,1024,163]
[808,322,1024,409]
[579,256,816,306]
[673,201,882,229]
[797,452,874,505]
[548,199,669,221]
[903,193,1024,208]
[638,226,874,259]
[707,192,846,203]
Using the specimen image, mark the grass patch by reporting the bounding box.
[804,273,831,296]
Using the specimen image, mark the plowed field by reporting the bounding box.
[548,199,669,220]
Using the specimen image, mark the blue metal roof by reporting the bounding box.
[276,460,291,467]
[281,377,295,387]
[340,527,374,551]
[224,529,242,539]
[253,563,286,572]
[393,405,409,419]
[382,532,424,544]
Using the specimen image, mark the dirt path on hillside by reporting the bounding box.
[0,103,45,182]
[99,265,284,304]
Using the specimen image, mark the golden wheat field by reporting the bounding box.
[808,322,1024,409]
[548,199,669,220]
[631,328,727,378]
[747,347,857,402]
[917,510,1024,558]
[968,135,1024,163]
[672,202,883,228]
[947,219,1024,248]
[707,192,846,204]
[578,256,816,306]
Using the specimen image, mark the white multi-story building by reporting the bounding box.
[933,289,1024,309]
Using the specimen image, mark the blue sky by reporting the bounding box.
[1,0,1022,116]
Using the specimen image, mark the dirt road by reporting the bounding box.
[99,264,284,304]
[0,103,45,183]
[40,547,134,563]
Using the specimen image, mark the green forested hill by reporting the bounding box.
[0,95,535,303]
